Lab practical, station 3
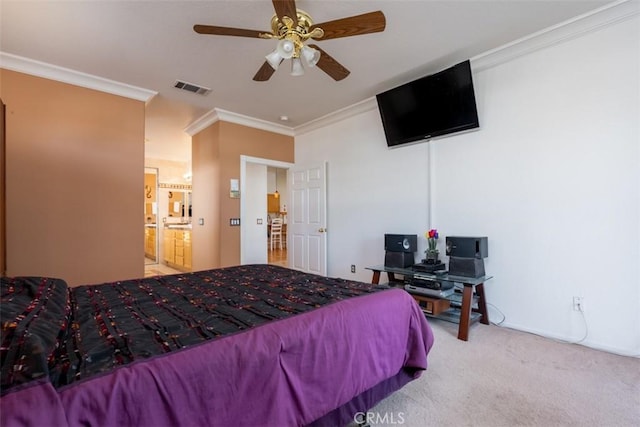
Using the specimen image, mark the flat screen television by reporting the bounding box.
[376,60,479,147]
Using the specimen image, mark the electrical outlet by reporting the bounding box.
[351,265,356,273]
[573,296,584,312]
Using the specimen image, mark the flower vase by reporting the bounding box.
[426,250,439,265]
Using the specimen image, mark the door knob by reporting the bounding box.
[318,228,326,233]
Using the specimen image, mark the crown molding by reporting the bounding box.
[294,97,378,136]
[295,0,638,133]
[184,107,294,137]
[0,52,157,103]
[471,0,639,71]
[184,109,220,136]
[217,108,295,136]
[4,0,634,135]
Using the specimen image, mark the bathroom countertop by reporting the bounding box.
[164,223,192,230]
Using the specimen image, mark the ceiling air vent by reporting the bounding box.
[173,80,211,96]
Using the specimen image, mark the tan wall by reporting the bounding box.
[1,70,145,286]
[192,122,221,270]
[192,121,294,270]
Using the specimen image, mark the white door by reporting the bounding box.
[289,163,327,276]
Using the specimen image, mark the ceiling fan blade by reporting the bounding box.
[310,11,386,40]
[253,61,277,82]
[193,24,268,39]
[272,0,298,27]
[307,45,350,81]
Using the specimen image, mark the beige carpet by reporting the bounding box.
[367,320,639,426]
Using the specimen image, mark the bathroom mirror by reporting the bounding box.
[167,190,192,218]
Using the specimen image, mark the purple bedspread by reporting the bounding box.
[1,268,433,426]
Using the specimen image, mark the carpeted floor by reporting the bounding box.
[367,319,639,426]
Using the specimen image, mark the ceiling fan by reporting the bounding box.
[193,0,386,82]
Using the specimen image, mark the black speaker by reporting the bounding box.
[448,257,485,278]
[445,236,488,259]
[384,234,417,253]
[384,252,415,268]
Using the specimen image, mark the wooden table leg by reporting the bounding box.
[371,271,381,284]
[474,283,490,325]
[458,284,474,341]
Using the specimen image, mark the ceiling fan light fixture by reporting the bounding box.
[291,58,304,76]
[301,45,320,68]
[276,39,295,59]
[265,49,283,70]
[196,6,386,82]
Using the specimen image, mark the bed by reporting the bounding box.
[1,264,434,426]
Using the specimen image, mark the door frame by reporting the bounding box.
[239,155,294,265]
[0,98,5,275]
[144,166,159,265]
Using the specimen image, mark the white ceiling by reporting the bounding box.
[1,0,614,162]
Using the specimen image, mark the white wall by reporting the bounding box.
[434,12,639,355]
[295,8,639,355]
[295,109,430,282]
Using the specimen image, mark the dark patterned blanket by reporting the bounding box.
[1,264,385,394]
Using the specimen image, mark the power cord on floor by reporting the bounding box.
[566,308,588,344]
[452,283,506,326]
[486,301,638,357]
[492,303,588,345]
[534,306,589,346]
[496,306,589,347]
[487,302,506,326]
[450,286,601,350]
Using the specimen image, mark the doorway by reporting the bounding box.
[240,156,293,266]
[144,167,159,265]
[267,167,288,267]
